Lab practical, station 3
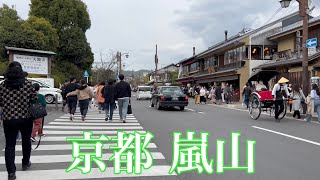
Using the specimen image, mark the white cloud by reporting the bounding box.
[2,0,320,71]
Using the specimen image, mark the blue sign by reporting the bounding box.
[306,38,317,48]
[83,70,89,77]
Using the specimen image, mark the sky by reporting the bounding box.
[1,0,320,71]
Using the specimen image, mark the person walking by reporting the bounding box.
[194,85,200,105]
[310,84,320,123]
[115,74,131,123]
[288,83,293,112]
[96,81,106,113]
[224,83,231,104]
[0,62,37,180]
[305,92,314,122]
[291,84,305,119]
[65,77,80,121]
[103,79,117,121]
[215,83,222,105]
[30,83,47,142]
[60,80,69,112]
[67,80,94,121]
[243,83,252,109]
[272,77,290,121]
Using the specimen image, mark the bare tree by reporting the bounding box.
[92,50,118,83]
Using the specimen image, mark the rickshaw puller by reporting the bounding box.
[272,77,290,119]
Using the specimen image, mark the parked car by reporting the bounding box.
[151,86,188,110]
[137,86,152,100]
[0,76,62,104]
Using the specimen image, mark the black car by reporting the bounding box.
[151,86,188,110]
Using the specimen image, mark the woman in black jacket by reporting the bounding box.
[0,62,38,180]
[103,79,117,121]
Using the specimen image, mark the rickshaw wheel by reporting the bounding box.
[278,100,287,120]
[249,94,261,120]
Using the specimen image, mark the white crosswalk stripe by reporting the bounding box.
[0,110,176,179]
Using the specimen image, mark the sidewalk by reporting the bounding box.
[208,101,320,122]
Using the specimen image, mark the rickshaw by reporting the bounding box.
[247,70,288,121]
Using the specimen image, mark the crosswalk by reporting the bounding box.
[0,109,176,179]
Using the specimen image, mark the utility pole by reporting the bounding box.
[301,0,309,96]
[155,44,158,87]
[119,52,122,75]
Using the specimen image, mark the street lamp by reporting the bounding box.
[279,0,291,8]
[117,52,129,78]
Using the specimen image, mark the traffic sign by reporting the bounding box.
[306,38,317,48]
[83,70,89,77]
[308,47,317,56]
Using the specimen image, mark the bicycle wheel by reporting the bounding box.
[249,95,261,120]
[278,100,287,120]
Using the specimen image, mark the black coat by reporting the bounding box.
[102,85,117,104]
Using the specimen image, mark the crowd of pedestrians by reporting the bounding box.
[181,83,235,105]
[0,60,132,180]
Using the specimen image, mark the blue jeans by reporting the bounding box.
[314,99,320,123]
[118,98,129,120]
[105,102,115,120]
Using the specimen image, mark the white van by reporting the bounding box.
[137,86,152,100]
[0,76,62,104]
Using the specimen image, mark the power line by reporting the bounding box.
[264,7,282,25]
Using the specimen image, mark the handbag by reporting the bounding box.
[127,99,132,114]
[29,100,47,120]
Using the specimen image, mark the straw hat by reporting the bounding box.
[278,77,289,84]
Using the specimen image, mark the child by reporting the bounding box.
[31,83,47,142]
[305,93,313,122]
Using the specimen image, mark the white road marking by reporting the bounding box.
[198,112,205,114]
[0,166,176,179]
[3,143,158,151]
[58,117,136,120]
[252,126,320,146]
[43,126,143,130]
[49,122,140,126]
[0,152,165,164]
[44,130,146,135]
[54,119,138,123]
[185,108,195,112]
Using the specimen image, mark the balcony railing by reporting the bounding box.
[272,47,320,61]
[216,60,245,71]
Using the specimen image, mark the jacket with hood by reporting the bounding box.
[67,85,94,100]
[0,73,37,121]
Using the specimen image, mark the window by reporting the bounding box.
[190,62,199,72]
[183,66,188,73]
[251,46,262,60]
[224,46,246,65]
[263,46,277,60]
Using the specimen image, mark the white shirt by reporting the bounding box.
[311,90,320,100]
[272,84,290,97]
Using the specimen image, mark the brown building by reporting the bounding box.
[177,12,305,101]
[253,16,320,91]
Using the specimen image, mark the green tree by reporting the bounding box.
[30,0,91,33]
[0,5,59,59]
[30,0,93,70]
[21,16,59,51]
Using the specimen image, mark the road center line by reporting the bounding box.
[252,126,320,146]
[185,108,195,112]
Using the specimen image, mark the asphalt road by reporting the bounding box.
[133,97,320,180]
[0,98,320,179]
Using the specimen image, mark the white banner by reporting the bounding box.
[13,54,48,75]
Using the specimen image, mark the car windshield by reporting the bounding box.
[160,87,182,94]
[139,87,151,91]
